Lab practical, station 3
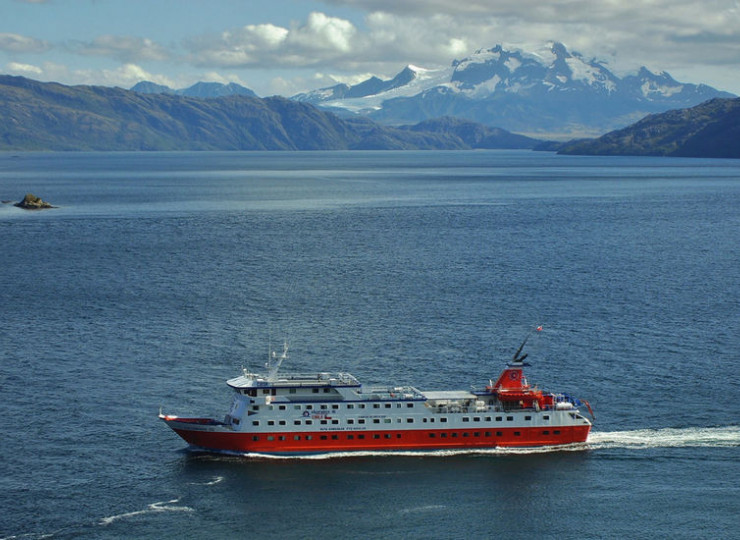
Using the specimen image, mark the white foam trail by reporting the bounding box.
[99,498,194,526]
[587,426,740,450]
[399,504,447,515]
[188,476,224,486]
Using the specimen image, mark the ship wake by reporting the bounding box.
[587,426,740,450]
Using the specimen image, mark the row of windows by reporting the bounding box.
[250,430,563,442]
[259,402,417,412]
[252,414,549,427]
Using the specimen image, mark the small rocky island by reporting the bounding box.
[14,193,55,210]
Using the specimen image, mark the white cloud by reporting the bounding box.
[0,33,50,53]
[70,35,170,63]
[6,61,43,75]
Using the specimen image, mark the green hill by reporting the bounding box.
[0,75,539,151]
[558,98,740,158]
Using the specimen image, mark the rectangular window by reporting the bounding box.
[440,417,448,423]
[267,420,275,426]
[331,435,339,440]
[496,431,503,437]
[473,417,480,422]
[294,435,301,441]
[406,418,414,423]
[384,419,392,424]
[373,419,380,424]
[407,403,414,408]
[463,432,469,437]
[279,405,286,410]
[252,436,259,441]
[373,434,380,439]
[320,435,328,440]
[290,388,296,394]
[451,433,458,438]
[294,420,301,426]
[507,416,514,422]
[429,433,436,438]
[485,417,492,422]
[441,433,447,438]
[359,404,366,409]
[306,405,313,410]
[474,432,480,437]
[347,404,354,409]
[294,405,301,410]
[278,436,286,441]
[306,435,312,441]
[331,420,339,425]
[262,389,270,395]
[485,432,491,437]
[385,434,392,439]
[358,435,365,440]
[312,388,319,394]
[305,420,313,425]
[252,421,260,426]
[385,404,391,409]
[524,415,532,421]
[278,420,286,426]
[543,430,550,435]
[267,436,274,441]
[348,435,354,440]
[332,405,339,410]
[373,404,380,409]
[554,430,561,435]
[347,419,354,425]
[496,416,503,422]
[514,432,521,436]
[358,419,365,424]
[543,415,550,420]
[462,417,470,422]
[320,420,327,425]
[320,405,328,410]
[323,388,330,393]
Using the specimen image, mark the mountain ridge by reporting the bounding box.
[0,75,541,151]
[293,42,735,137]
[557,97,740,158]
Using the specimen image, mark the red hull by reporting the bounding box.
[173,425,591,455]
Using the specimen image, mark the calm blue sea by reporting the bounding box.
[1,150,739,539]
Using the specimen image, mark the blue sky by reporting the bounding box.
[3,0,740,96]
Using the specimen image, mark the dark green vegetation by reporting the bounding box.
[558,98,740,158]
[0,75,540,151]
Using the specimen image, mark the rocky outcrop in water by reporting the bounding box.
[14,193,55,209]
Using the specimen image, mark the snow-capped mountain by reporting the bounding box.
[131,81,257,99]
[293,43,735,136]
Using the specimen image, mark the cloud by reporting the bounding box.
[5,61,43,75]
[186,13,364,69]
[0,33,51,53]
[70,35,170,63]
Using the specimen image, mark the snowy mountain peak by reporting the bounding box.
[290,42,735,135]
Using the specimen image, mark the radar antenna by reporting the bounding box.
[511,325,543,364]
[266,340,289,381]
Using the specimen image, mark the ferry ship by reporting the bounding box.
[160,335,593,455]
